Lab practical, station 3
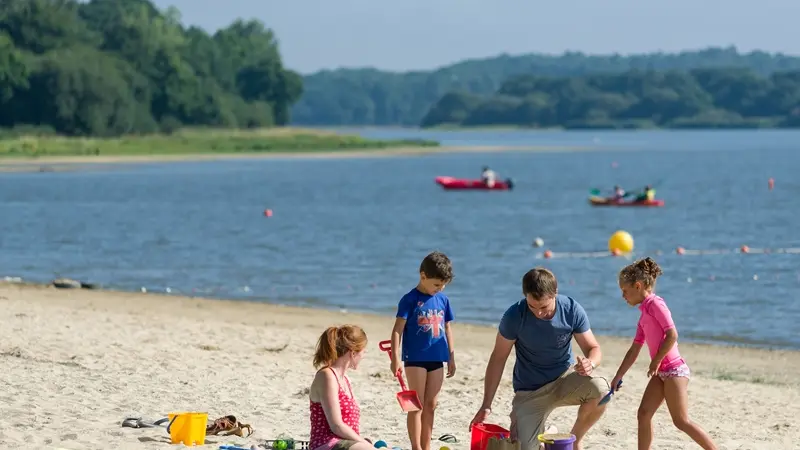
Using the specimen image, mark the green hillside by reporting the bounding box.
[292,47,800,126]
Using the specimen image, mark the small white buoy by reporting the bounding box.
[532,237,544,247]
[753,274,758,281]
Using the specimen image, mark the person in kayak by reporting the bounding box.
[611,185,626,201]
[481,166,498,188]
[634,185,655,202]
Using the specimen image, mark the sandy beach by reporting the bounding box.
[0,282,797,450]
[0,144,591,173]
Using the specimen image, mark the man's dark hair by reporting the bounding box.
[419,251,453,282]
[522,267,558,299]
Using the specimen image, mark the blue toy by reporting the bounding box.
[598,379,623,406]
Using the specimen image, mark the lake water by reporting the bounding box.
[1,129,798,349]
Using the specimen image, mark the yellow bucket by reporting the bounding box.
[167,412,208,446]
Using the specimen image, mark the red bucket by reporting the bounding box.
[470,423,510,450]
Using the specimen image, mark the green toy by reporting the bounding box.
[263,439,310,450]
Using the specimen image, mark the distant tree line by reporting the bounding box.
[291,48,800,127]
[0,0,303,136]
[421,68,800,129]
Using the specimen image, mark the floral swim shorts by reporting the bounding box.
[657,362,691,381]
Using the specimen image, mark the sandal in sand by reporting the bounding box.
[206,415,254,437]
[121,417,169,428]
[438,434,458,444]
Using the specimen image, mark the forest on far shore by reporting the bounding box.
[420,68,800,129]
[292,47,800,128]
[0,0,302,137]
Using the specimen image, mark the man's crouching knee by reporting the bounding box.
[583,377,609,405]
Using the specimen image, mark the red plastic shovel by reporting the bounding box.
[378,340,422,412]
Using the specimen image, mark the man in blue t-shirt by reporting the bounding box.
[470,268,609,450]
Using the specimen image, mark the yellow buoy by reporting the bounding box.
[608,230,634,253]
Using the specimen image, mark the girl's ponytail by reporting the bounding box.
[313,326,340,369]
[312,325,368,369]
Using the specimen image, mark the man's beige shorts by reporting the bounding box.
[509,369,608,450]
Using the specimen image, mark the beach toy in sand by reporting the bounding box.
[598,379,623,406]
[373,440,387,448]
[264,439,309,450]
[537,433,577,450]
[167,411,208,446]
[608,230,634,254]
[470,423,510,450]
[378,340,422,412]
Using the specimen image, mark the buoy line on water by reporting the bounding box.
[537,245,800,259]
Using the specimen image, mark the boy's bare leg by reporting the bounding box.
[420,368,444,450]
[405,367,428,450]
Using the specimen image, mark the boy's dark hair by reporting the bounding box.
[522,267,558,299]
[419,251,453,282]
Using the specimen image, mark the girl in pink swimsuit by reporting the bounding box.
[309,325,372,450]
[610,257,717,450]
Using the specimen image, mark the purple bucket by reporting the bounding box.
[537,433,576,450]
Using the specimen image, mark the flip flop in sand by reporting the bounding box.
[438,434,458,443]
[121,417,169,428]
[206,415,254,437]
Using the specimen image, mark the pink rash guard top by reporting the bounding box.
[633,293,685,371]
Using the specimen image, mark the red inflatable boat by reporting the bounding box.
[435,176,513,191]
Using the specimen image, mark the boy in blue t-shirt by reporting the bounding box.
[390,251,455,450]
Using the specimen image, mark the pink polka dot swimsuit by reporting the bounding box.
[309,368,360,449]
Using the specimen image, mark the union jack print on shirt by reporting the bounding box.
[416,309,445,338]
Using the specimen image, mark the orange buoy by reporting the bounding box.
[740,245,749,253]
[543,250,553,259]
[768,178,774,190]
[264,209,273,217]
[676,246,685,255]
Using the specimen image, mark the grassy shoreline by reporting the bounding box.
[0,144,588,172]
[0,127,439,159]
[0,127,593,171]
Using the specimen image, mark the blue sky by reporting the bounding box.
[152,0,799,74]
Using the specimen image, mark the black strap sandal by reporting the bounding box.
[438,434,458,443]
